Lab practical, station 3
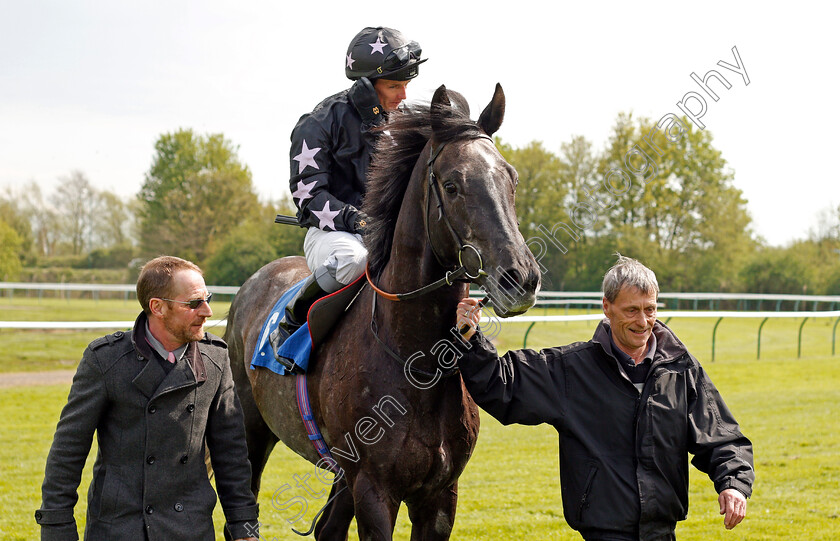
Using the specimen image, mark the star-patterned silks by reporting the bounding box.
[292,179,317,204]
[369,37,387,55]
[293,140,321,174]
[311,201,341,231]
[346,53,355,69]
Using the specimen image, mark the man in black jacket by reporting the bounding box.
[455,255,754,541]
[282,26,427,331]
[36,256,258,541]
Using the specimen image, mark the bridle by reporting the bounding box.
[365,133,493,301]
[366,133,494,379]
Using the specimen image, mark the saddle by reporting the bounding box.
[249,274,366,375]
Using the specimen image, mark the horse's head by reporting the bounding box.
[424,84,541,317]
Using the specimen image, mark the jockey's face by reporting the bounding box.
[374,78,410,112]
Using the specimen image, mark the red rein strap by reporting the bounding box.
[365,263,401,302]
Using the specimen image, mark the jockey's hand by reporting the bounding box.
[349,77,384,128]
[457,298,482,341]
[353,211,371,235]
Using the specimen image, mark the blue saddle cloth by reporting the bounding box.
[250,278,312,375]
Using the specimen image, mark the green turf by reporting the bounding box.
[4,298,840,539]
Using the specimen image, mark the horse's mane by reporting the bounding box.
[363,96,485,276]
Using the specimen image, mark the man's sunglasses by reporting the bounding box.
[159,293,213,309]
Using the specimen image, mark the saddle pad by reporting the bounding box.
[249,274,367,376]
[250,277,310,376]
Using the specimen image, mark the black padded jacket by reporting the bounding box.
[288,88,381,233]
[458,319,754,540]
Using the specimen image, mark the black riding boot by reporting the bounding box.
[279,265,344,334]
[269,265,344,374]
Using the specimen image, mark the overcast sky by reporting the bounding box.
[1,1,836,247]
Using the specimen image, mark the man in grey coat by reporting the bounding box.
[35,256,259,541]
[455,255,754,541]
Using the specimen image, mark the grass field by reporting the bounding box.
[2,297,839,539]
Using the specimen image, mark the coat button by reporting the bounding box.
[187,404,195,412]
[35,511,42,520]
[146,455,156,465]
[174,502,184,512]
[114,331,124,338]
[180,455,188,464]
[145,505,154,514]
[148,404,156,414]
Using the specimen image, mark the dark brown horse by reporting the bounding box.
[225,84,540,540]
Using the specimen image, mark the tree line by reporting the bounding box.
[2,119,839,294]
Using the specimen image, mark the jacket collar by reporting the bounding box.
[592,318,688,366]
[131,312,208,398]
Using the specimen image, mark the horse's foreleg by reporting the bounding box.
[406,483,458,541]
[313,477,354,541]
[352,473,400,541]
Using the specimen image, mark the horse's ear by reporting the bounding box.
[478,83,505,136]
[431,85,451,138]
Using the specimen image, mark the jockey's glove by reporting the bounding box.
[353,211,371,236]
[349,77,384,129]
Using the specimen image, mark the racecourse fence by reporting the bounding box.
[2,283,840,361]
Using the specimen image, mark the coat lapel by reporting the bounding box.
[151,356,197,400]
[132,354,167,399]
[129,312,202,399]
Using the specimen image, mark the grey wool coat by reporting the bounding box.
[35,312,259,541]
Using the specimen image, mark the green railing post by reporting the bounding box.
[797,317,809,359]
[833,317,840,356]
[757,317,769,360]
[523,322,537,349]
[712,316,724,362]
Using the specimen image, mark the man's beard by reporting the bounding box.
[165,318,204,344]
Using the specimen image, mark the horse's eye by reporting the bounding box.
[443,182,457,195]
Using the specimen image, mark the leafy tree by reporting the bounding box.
[0,219,23,280]
[0,191,33,257]
[94,190,132,248]
[592,113,755,291]
[204,222,278,286]
[498,138,575,289]
[739,248,813,294]
[14,181,60,258]
[51,171,100,255]
[137,129,258,263]
[269,195,307,259]
[204,197,306,286]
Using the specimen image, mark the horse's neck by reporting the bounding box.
[374,167,468,358]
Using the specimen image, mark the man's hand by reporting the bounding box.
[349,77,384,127]
[718,488,747,530]
[457,298,482,341]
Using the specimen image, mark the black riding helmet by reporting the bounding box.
[345,27,427,81]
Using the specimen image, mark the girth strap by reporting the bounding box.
[295,374,340,474]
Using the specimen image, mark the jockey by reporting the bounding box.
[281,26,427,332]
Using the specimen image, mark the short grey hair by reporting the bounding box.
[602,254,659,302]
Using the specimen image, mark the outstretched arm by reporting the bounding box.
[456,299,564,427]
